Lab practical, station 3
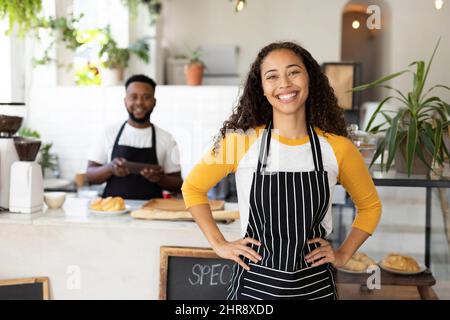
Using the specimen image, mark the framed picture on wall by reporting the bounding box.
[322,62,362,111]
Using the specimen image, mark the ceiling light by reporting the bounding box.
[435,0,444,10]
[235,0,246,12]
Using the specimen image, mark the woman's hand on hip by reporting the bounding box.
[305,238,346,268]
[213,238,262,271]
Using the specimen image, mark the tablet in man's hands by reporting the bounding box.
[125,161,159,175]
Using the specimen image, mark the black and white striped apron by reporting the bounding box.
[227,122,338,300]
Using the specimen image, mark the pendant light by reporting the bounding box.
[435,0,444,10]
[235,0,246,12]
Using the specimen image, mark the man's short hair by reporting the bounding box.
[125,74,156,90]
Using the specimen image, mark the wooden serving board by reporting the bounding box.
[143,198,225,212]
[131,209,239,224]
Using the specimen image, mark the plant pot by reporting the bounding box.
[101,68,124,86]
[394,142,433,175]
[184,63,204,86]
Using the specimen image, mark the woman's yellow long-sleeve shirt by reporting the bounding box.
[182,126,382,237]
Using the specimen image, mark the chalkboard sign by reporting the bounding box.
[0,278,49,300]
[159,247,235,300]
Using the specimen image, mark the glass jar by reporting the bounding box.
[347,124,378,164]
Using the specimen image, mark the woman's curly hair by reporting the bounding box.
[214,41,348,152]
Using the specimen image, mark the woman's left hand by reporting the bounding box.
[304,238,346,268]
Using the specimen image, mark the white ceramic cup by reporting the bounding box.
[44,192,67,209]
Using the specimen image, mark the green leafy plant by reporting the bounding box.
[0,0,43,36]
[32,14,86,66]
[186,48,205,67]
[99,26,149,70]
[2,2,151,84]
[38,143,57,173]
[33,19,149,77]
[18,127,40,139]
[352,39,450,176]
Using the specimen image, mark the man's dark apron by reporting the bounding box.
[102,122,163,200]
[227,121,338,300]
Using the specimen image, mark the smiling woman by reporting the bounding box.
[261,49,310,132]
[182,41,382,300]
[212,41,348,152]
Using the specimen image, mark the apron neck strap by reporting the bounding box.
[150,123,157,159]
[257,121,324,172]
[257,121,272,173]
[111,121,128,160]
[307,125,324,172]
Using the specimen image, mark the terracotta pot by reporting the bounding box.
[394,141,433,175]
[184,63,204,86]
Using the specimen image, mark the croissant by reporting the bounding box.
[90,197,125,212]
[353,252,377,267]
[341,252,376,271]
[342,258,367,271]
[381,253,420,272]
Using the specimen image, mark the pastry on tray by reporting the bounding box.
[340,252,377,272]
[380,253,421,273]
[90,196,125,212]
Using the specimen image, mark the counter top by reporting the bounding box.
[1,197,242,299]
[0,197,240,232]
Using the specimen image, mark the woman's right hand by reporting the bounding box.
[213,238,262,271]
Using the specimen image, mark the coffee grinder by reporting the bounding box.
[0,103,25,210]
[9,137,44,213]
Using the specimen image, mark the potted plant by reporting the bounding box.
[99,27,150,86]
[184,48,205,86]
[352,39,450,176]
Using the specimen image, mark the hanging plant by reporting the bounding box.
[0,0,43,36]
[121,0,162,25]
[99,26,150,70]
[32,14,86,66]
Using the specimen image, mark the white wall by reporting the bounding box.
[162,0,450,101]
[128,5,164,84]
[162,0,348,83]
[25,85,239,180]
[0,21,12,102]
[0,21,26,103]
[387,0,450,102]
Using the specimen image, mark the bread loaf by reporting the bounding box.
[381,253,420,272]
[341,252,376,271]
